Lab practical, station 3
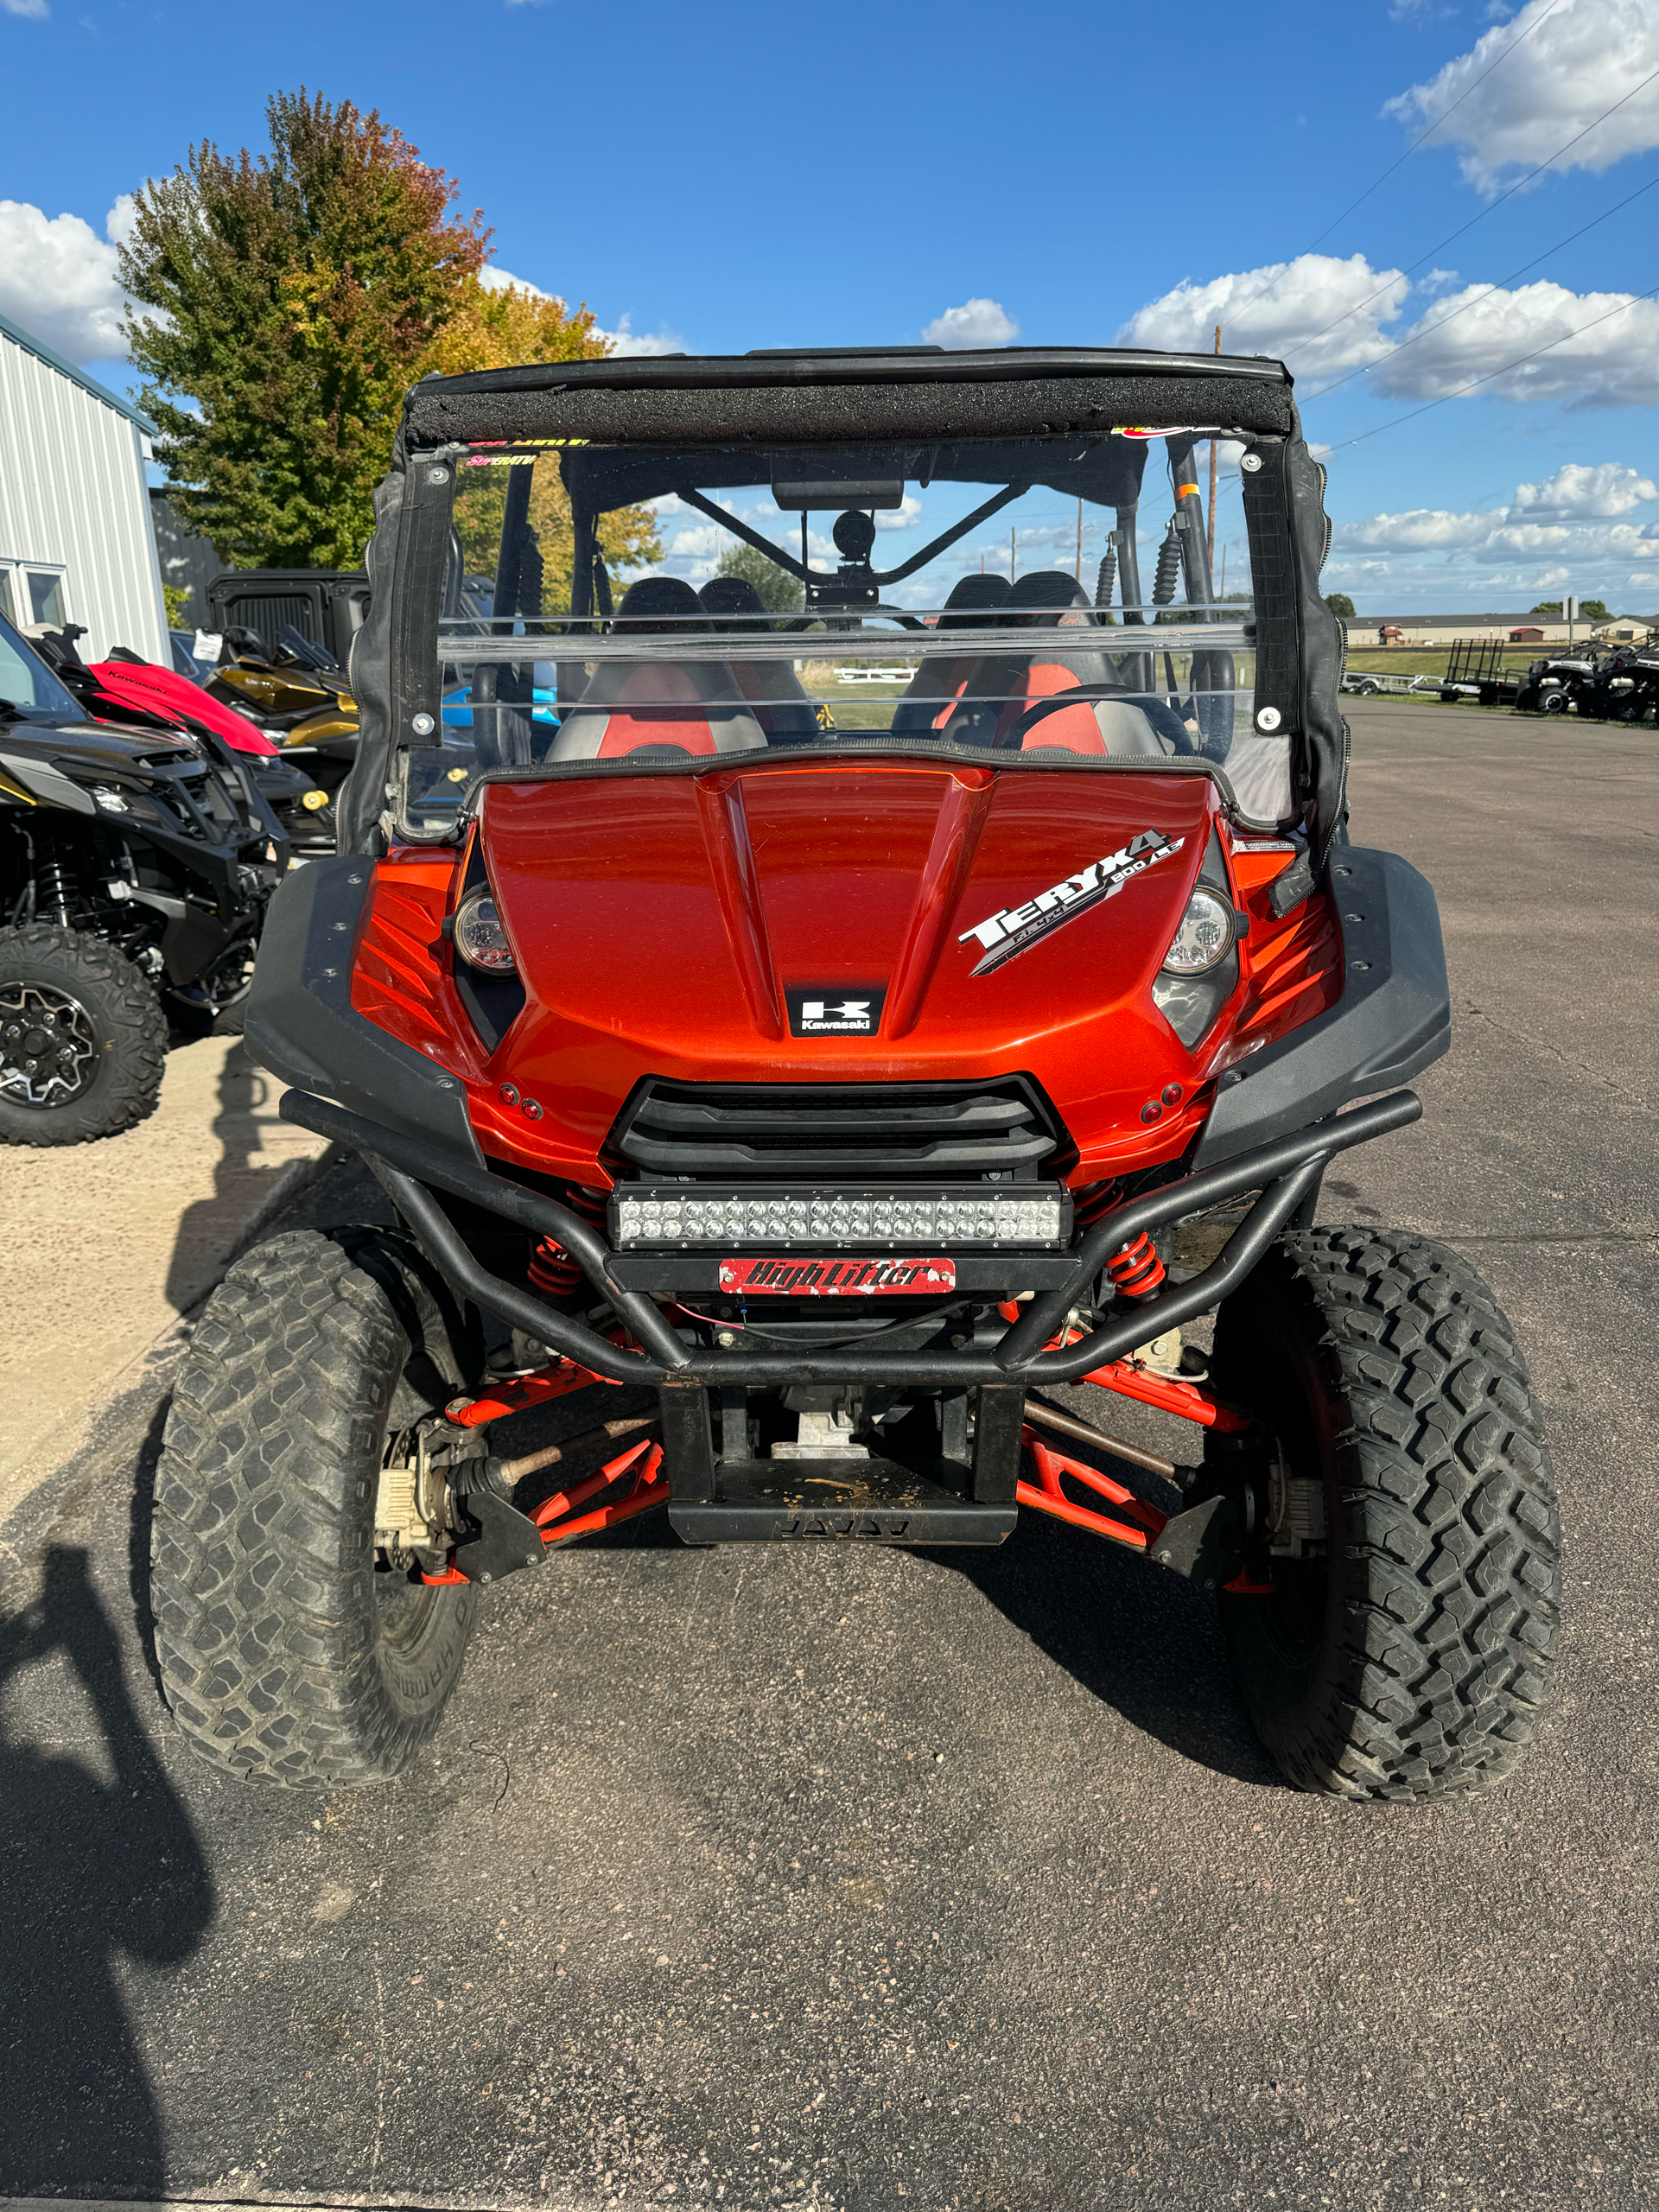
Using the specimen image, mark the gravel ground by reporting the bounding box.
[0,1036,328,1510]
[1,706,1654,2211]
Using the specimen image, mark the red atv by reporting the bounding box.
[149,346,1560,1801]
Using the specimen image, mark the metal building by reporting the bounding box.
[0,304,168,662]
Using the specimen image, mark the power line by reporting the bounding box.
[1226,0,1567,322]
[1324,282,1659,450]
[1308,170,1659,401]
[1299,61,1659,353]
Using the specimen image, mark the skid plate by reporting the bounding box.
[669,1455,1015,1546]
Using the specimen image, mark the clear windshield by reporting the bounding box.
[0,611,79,721]
[402,431,1282,838]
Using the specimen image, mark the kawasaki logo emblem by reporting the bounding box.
[957,831,1185,976]
[786,987,886,1036]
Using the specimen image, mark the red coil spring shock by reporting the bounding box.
[527,1185,609,1300]
[1106,1232,1166,1298]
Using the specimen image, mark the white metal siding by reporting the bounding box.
[0,328,167,662]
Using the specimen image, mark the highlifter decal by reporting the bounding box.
[719,1256,955,1296]
[957,831,1186,976]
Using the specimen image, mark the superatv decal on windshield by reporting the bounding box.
[786,988,886,1037]
[958,831,1185,976]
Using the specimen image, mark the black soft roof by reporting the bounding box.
[402,346,1295,451]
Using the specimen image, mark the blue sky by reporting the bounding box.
[3,0,1656,613]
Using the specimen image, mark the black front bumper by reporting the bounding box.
[279,1083,1422,1388]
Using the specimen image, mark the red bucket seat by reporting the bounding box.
[550,576,767,760]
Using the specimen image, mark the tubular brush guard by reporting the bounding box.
[277,1084,1421,1387]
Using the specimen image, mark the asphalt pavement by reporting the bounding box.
[2,703,1655,2211]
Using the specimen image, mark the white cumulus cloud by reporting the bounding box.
[875,493,924,531]
[0,198,131,362]
[481,266,682,356]
[2,0,50,17]
[1368,278,1659,405]
[1482,520,1576,552]
[1328,460,1659,605]
[1123,254,1659,410]
[1510,461,1658,516]
[1385,0,1659,194]
[666,524,728,561]
[1338,508,1504,551]
[598,314,683,359]
[1116,254,1410,379]
[480,263,552,299]
[924,298,1019,349]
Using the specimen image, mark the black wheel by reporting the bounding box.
[1541,689,1569,714]
[150,1228,483,1789]
[166,928,260,1040]
[1208,1228,1561,1802]
[0,924,167,1146]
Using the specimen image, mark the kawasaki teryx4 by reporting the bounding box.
[150,346,1561,1800]
[0,610,285,1144]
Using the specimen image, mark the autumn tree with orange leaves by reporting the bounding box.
[122,90,658,590]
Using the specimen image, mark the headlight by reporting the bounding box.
[1161,887,1235,975]
[453,889,517,973]
[92,785,131,814]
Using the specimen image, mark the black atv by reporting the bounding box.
[0,608,286,1146]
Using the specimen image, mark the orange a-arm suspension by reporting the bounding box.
[1001,1265,1253,1548]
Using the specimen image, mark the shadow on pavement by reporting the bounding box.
[161,1043,328,1318]
[162,1042,262,1315]
[939,1505,1281,1789]
[0,1546,214,2196]
[524,1399,1281,1791]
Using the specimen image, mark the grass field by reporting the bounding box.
[1342,645,1541,681]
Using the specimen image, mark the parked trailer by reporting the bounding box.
[1439,636,1522,704]
[1339,671,1436,698]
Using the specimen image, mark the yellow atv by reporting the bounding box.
[206,626,359,846]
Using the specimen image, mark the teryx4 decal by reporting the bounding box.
[957,831,1185,976]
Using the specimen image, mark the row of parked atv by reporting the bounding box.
[0,589,364,1147]
[1453,634,1659,718]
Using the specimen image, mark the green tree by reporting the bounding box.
[1529,599,1609,620]
[1325,592,1356,620]
[120,91,489,570]
[715,537,804,615]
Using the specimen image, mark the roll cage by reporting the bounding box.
[338,346,1348,911]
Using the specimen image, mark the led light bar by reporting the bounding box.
[610,1184,1072,1250]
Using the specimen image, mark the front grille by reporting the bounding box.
[609,1076,1072,1182]
[148,765,245,842]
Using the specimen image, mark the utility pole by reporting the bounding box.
[1010,528,1016,582]
[1076,497,1084,583]
[1207,324,1221,581]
